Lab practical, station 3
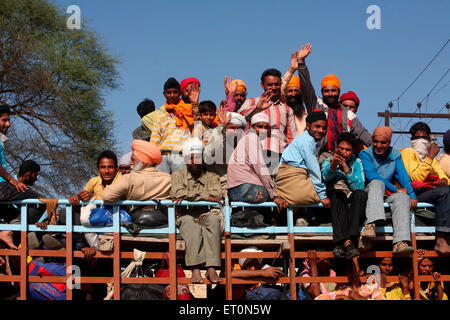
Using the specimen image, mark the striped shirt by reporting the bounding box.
[237,97,297,154]
[150,109,191,152]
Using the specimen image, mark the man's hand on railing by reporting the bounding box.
[172,198,184,204]
[35,221,48,230]
[261,267,283,279]
[78,190,94,202]
[410,198,418,210]
[68,195,80,206]
[81,247,96,261]
[208,196,224,205]
[273,197,289,211]
[320,197,331,209]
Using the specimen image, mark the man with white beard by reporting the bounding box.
[102,140,172,225]
[400,122,450,255]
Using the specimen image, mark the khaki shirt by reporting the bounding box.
[102,167,171,202]
[170,168,223,215]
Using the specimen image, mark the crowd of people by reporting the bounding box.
[0,43,449,300]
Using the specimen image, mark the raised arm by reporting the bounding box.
[296,44,318,114]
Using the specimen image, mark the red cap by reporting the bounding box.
[180,77,200,92]
[339,91,360,107]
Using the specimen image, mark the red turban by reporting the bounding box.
[131,140,162,165]
[180,77,200,92]
[340,91,360,107]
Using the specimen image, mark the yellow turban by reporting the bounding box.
[131,140,162,165]
[321,74,340,90]
[287,75,300,89]
[225,79,247,95]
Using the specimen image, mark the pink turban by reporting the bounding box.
[131,140,162,165]
[372,126,393,142]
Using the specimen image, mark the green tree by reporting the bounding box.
[0,0,120,196]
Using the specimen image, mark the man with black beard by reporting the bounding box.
[296,44,372,162]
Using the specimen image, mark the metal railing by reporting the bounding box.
[0,199,444,300]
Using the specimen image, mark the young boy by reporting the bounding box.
[321,132,367,259]
[196,100,220,145]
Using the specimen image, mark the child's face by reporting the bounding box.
[200,111,216,126]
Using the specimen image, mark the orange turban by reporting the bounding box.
[287,75,300,89]
[321,74,340,90]
[131,140,162,165]
[372,126,393,142]
[225,79,247,95]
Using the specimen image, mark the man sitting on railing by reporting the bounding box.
[358,126,417,256]
[68,150,122,206]
[102,140,171,227]
[321,132,367,259]
[0,105,32,250]
[0,160,46,251]
[170,138,224,284]
[401,122,450,255]
[275,111,331,209]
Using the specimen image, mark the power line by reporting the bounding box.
[392,38,449,102]
[392,66,450,145]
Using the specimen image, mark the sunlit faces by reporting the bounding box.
[0,113,11,135]
[234,88,247,109]
[261,75,281,99]
[341,99,357,113]
[163,88,181,105]
[306,120,327,141]
[199,110,216,127]
[321,85,340,105]
[336,141,353,162]
[286,87,301,106]
[372,137,390,155]
[130,152,144,172]
[98,157,118,184]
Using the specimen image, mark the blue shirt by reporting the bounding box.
[359,146,416,199]
[322,155,365,191]
[280,131,327,199]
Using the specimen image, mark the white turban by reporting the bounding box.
[250,113,270,125]
[118,152,132,166]
[238,246,263,268]
[182,138,204,158]
[228,112,247,128]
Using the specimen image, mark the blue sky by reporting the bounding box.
[55,0,449,156]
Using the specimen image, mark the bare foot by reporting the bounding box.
[205,267,219,284]
[191,268,204,284]
[0,231,17,250]
[435,236,450,255]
